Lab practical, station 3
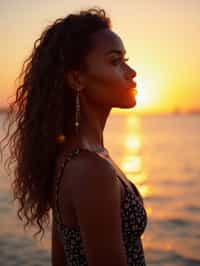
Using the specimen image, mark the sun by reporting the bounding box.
[134,71,163,112]
[136,78,155,107]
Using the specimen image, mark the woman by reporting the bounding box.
[0,7,148,266]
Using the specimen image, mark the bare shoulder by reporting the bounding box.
[63,150,117,195]
[61,150,127,265]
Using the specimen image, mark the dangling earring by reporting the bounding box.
[74,88,80,134]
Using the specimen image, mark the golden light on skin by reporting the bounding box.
[146,206,153,217]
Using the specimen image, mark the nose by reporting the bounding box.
[130,69,137,79]
[125,65,137,80]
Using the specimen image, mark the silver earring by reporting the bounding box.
[75,89,80,132]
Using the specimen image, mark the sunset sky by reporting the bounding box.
[0,0,199,113]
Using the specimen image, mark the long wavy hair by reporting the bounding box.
[0,7,111,240]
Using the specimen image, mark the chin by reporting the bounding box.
[117,99,137,109]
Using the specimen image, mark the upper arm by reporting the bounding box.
[51,218,65,266]
[67,155,128,266]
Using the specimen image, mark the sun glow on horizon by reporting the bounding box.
[0,1,199,114]
[136,75,160,110]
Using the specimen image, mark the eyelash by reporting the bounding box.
[112,57,130,65]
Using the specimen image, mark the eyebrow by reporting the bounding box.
[105,49,127,56]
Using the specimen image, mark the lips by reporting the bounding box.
[132,88,138,95]
[127,81,137,89]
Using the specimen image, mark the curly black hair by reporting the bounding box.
[0,7,111,240]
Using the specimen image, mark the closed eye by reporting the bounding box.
[111,57,129,65]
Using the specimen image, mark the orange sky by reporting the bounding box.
[0,0,199,113]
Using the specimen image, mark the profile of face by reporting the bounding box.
[68,28,137,109]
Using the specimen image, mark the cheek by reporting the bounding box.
[100,66,125,88]
[85,65,125,96]
[83,64,131,107]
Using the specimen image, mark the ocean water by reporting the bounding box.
[0,112,199,266]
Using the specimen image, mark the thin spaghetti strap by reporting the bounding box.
[116,174,144,204]
[54,147,83,228]
[116,174,129,190]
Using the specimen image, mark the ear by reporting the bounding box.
[65,70,85,90]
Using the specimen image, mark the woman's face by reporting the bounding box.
[81,28,137,109]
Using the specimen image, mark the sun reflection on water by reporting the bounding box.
[119,115,151,200]
[121,155,142,174]
[124,137,141,152]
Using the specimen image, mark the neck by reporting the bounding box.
[65,94,111,151]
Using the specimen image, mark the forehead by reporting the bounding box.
[89,29,126,56]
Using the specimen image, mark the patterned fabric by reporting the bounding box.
[53,147,148,266]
